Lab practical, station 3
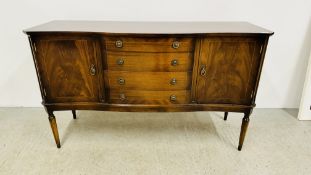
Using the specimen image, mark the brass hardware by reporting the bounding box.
[115,40,123,48]
[170,78,177,85]
[90,64,96,75]
[119,93,126,101]
[172,41,180,49]
[117,58,124,65]
[118,78,125,85]
[171,59,178,66]
[170,95,177,102]
[200,65,206,76]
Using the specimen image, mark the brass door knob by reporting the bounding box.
[90,64,96,76]
[119,93,126,101]
[115,40,123,48]
[170,95,177,102]
[117,58,124,65]
[171,59,178,66]
[170,78,177,85]
[172,41,180,49]
[118,78,125,85]
[200,65,207,76]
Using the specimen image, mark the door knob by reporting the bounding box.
[170,95,177,102]
[119,93,126,101]
[118,78,125,85]
[171,59,178,66]
[117,58,124,65]
[200,65,207,76]
[170,78,177,85]
[115,40,123,48]
[172,41,180,49]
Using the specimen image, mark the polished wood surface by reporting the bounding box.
[33,36,103,103]
[24,21,273,34]
[109,90,191,104]
[25,21,273,150]
[106,51,193,72]
[48,113,60,148]
[238,111,251,151]
[195,36,263,105]
[105,37,194,52]
[105,71,192,91]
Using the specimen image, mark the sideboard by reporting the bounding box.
[24,21,273,150]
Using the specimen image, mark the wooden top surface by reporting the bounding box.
[24,20,273,35]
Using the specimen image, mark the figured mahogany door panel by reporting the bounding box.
[106,51,193,72]
[34,37,103,103]
[105,71,192,91]
[195,37,263,105]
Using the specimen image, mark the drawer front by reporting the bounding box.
[109,90,191,104]
[106,51,193,72]
[105,71,192,91]
[105,37,194,52]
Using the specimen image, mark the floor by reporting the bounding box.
[0,108,310,175]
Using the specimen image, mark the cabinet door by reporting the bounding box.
[195,37,263,105]
[34,36,103,103]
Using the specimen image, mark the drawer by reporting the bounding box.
[106,51,193,71]
[105,37,194,52]
[105,71,192,91]
[109,90,191,104]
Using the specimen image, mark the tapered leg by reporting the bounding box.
[48,113,61,148]
[224,112,228,120]
[238,111,251,151]
[72,110,76,119]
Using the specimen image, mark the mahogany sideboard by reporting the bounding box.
[24,21,273,150]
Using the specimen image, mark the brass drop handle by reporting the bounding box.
[172,41,180,49]
[119,93,126,101]
[170,78,177,85]
[170,95,177,102]
[90,64,96,76]
[118,78,125,85]
[117,58,124,65]
[115,40,123,48]
[171,59,178,66]
[200,65,207,76]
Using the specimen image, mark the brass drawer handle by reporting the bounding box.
[118,78,125,85]
[170,95,177,102]
[172,41,180,49]
[117,58,124,65]
[119,93,126,101]
[170,78,177,85]
[115,40,123,48]
[171,59,178,66]
[200,65,207,76]
[90,64,96,76]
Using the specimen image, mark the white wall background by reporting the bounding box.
[298,49,311,120]
[0,0,310,107]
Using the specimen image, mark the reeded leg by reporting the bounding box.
[224,112,228,120]
[48,112,61,148]
[238,111,251,151]
[72,110,76,119]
